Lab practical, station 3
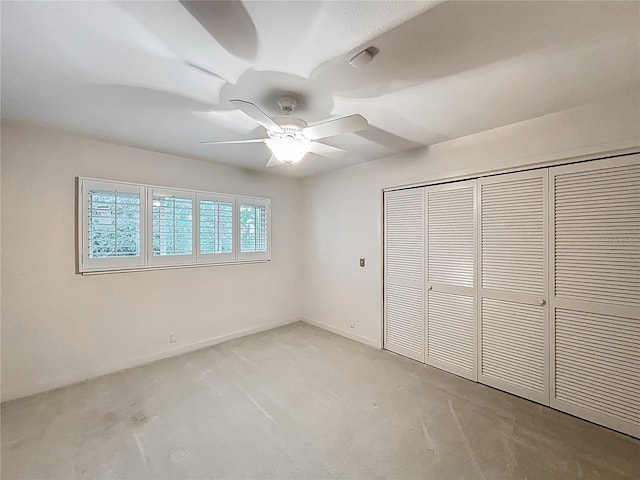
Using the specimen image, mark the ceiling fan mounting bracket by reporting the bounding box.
[277,96,298,115]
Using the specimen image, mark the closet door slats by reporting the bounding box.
[478,170,549,404]
[384,189,425,361]
[550,156,640,438]
[383,153,640,438]
[425,181,477,380]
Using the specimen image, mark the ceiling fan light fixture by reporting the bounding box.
[265,136,311,165]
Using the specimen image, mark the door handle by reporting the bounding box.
[537,298,546,306]
[428,285,433,291]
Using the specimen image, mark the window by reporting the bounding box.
[78,181,144,270]
[90,192,140,257]
[78,178,270,273]
[197,193,234,263]
[149,189,195,266]
[238,197,271,261]
[80,179,145,270]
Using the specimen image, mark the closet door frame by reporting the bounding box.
[549,155,640,438]
[476,169,550,405]
[424,179,478,381]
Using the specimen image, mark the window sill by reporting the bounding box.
[79,258,271,275]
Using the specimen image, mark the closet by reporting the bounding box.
[478,170,548,404]
[549,157,640,436]
[383,154,639,438]
[384,188,424,362]
[425,180,477,381]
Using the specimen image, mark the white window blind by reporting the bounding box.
[197,193,234,263]
[238,197,271,260]
[89,191,140,258]
[149,188,195,266]
[80,179,145,271]
[78,178,270,272]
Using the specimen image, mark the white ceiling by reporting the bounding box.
[2,1,639,178]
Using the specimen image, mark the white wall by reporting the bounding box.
[301,90,640,347]
[2,89,639,402]
[1,121,303,401]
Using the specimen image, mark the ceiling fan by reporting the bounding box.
[201,97,368,167]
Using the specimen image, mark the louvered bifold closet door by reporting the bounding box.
[425,181,477,380]
[550,155,640,438]
[478,170,549,404]
[384,188,425,361]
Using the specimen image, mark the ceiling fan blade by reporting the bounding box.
[200,138,265,145]
[309,141,350,159]
[266,155,283,167]
[230,99,283,133]
[303,114,368,140]
[185,62,225,80]
[180,1,258,61]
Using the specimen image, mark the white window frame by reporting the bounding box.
[237,196,272,262]
[148,187,196,267]
[79,179,146,272]
[78,177,271,274]
[196,192,235,264]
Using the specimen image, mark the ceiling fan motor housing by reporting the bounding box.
[267,124,308,142]
[273,116,307,132]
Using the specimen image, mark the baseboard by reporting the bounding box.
[1,317,301,403]
[302,317,380,349]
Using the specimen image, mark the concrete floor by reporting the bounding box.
[2,322,639,479]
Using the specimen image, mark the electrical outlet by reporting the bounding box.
[350,321,356,329]
[169,333,177,343]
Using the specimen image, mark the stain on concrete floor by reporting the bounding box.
[2,322,639,479]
